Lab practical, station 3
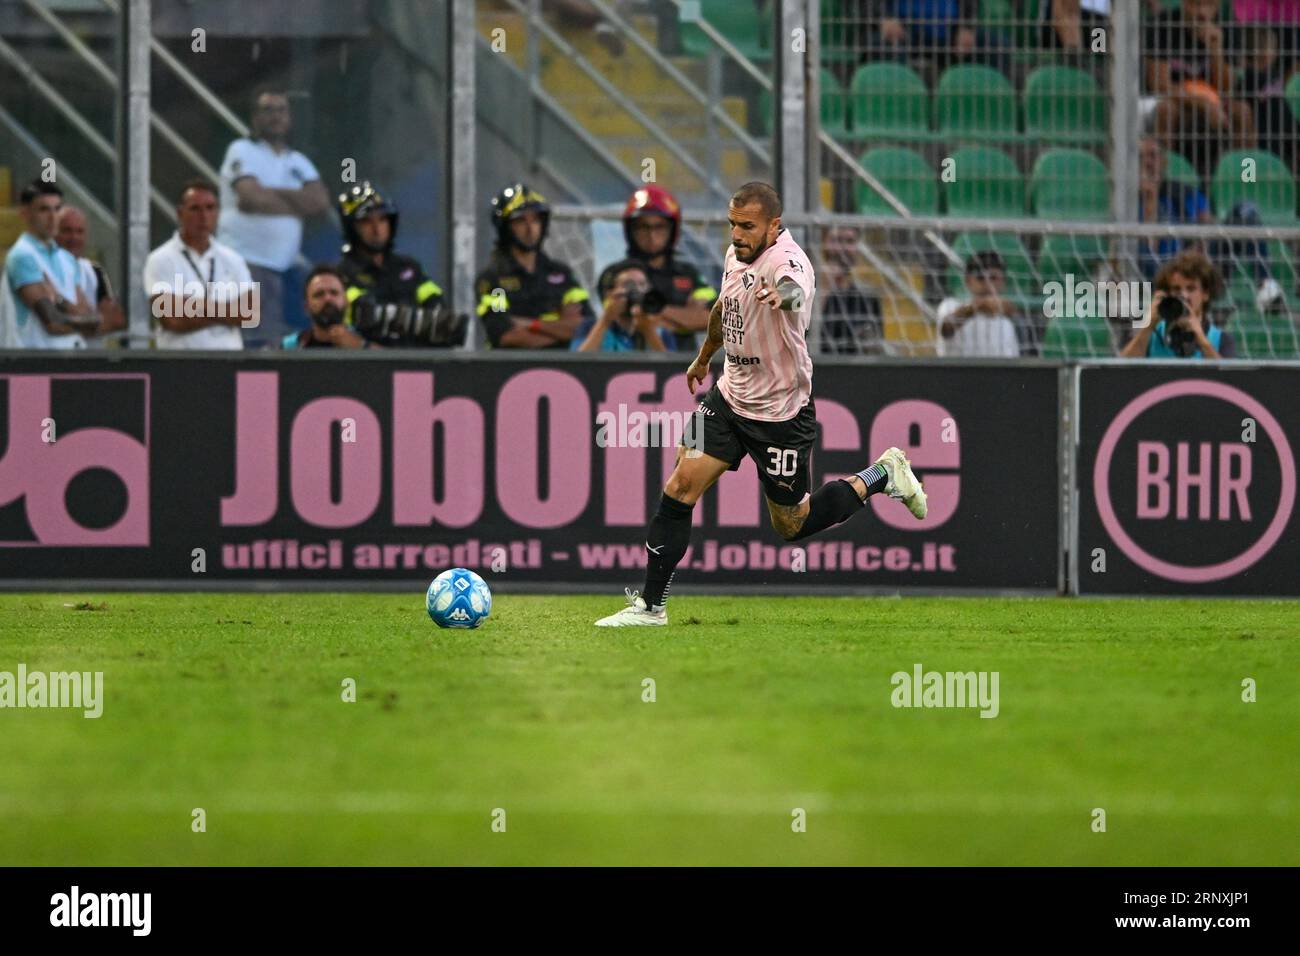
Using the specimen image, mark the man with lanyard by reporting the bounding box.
[144,179,256,350]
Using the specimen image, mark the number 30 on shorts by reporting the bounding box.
[765,446,798,477]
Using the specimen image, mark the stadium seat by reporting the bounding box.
[1234,317,1300,359]
[679,0,771,61]
[944,232,1037,302]
[855,147,938,216]
[849,63,932,142]
[1038,318,1115,358]
[935,64,1019,141]
[1163,150,1201,190]
[942,146,1024,218]
[1023,65,1106,145]
[1037,233,1109,285]
[1029,148,1111,220]
[1212,149,1297,225]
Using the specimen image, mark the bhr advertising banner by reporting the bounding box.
[0,355,1059,591]
[1077,366,1299,596]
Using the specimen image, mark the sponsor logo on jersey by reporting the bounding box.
[547,272,566,284]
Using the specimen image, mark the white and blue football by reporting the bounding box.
[426,568,492,629]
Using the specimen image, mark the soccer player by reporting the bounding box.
[595,182,927,627]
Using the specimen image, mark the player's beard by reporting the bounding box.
[734,235,769,264]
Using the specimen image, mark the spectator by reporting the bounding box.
[474,183,592,349]
[282,264,373,349]
[596,186,715,352]
[817,226,884,354]
[1145,0,1255,176]
[934,251,1035,357]
[56,204,126,347]
[572,260,675,352]
[1120,249,1235,358]
[218,89,329,347]
[1136,134,1214,279]
[1234,23,1300,171]
[1040,0,1111,56]
[335,182,464,347]
[857,0,1009,77]
[144,179,255,351]
[1,180,98,350]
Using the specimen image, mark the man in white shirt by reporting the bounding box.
[935,251,1035,358]
[218,89,329,348]
[2,180,102,350]
[56,204,126,348]
[144,179,256,350]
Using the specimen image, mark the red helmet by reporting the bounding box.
[623,185,681,252]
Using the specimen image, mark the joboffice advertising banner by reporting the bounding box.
[0,355,1060,591]
[1076,365,1300,596]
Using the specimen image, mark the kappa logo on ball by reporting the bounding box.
[0,374,150,546]
[1093,379,1295,582]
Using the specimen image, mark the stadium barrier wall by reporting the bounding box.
[1073,362,1300,598]
[0,352,1061,594]
[3,353,1295,596]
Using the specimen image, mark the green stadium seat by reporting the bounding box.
[945,232,1037,301]
[935,64,1019,141]
[1023,65,1106,145]
[1212,149,1297,225]
[849,62,932,142]
[1163,150,1201,190]
[855,147,938,216]
[679,0,771,61]
[820,68,848,138]
[1030,148,1111,220]
[1234,318,1300,359]
[1038,233,1109,285]
[943,146,1024,218]
[1039,318,1115,358]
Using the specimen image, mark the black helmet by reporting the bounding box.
[339,181,398,254]
[490,182,550,251]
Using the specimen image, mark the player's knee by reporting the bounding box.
[664,472,698,504]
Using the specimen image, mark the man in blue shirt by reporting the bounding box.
[2,181,102,349]
[571,260,676,353]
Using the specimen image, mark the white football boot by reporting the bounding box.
[875,447,928,520]
[595,588,667,627]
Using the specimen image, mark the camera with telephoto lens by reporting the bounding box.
[622,286,666,315]
[351,298,468,347]
[1157,294,1197,355]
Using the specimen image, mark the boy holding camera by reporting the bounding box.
[1121,250,1236,359]
[572,260,677,353]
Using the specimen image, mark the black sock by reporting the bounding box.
[641,493,694,608]
[789,479,864,541]
[855,462,889,497]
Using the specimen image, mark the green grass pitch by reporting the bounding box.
[0,592,1296,866]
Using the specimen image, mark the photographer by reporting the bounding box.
[1121,250,1235,359]
[572,260,675,353]
[336,182,465,348]
[282,264,374,349]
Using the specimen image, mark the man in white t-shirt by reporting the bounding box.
[144,179,255,350]
[218,89,329,347]
[935,250,1035,358]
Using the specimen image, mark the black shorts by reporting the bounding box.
[681,383,817,506]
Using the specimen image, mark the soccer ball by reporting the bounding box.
[426,568,492,629]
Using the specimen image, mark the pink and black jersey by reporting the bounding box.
[716,228,816,421]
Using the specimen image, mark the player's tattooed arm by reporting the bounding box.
[702,295,723,357]
[686,297,724,395]
[754,275,804,312]
[774,277,804,312]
